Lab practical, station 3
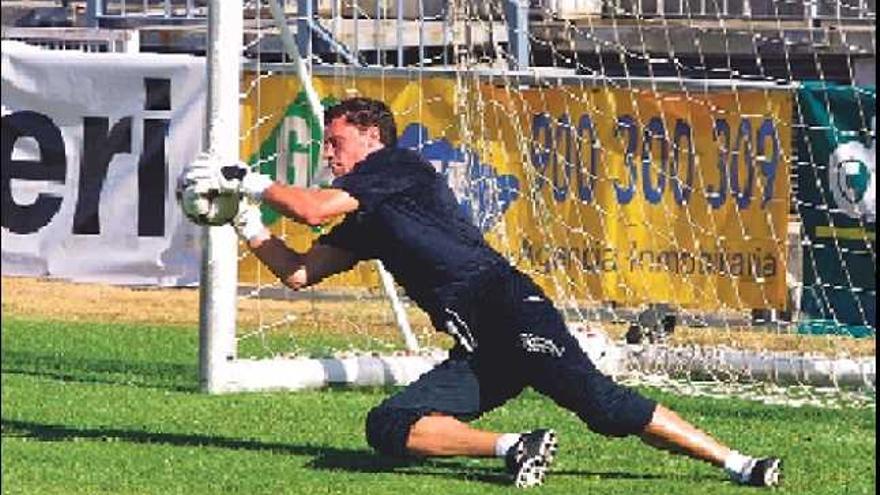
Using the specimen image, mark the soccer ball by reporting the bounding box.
[176,177,240,226]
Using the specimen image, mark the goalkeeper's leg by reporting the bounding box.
[521,322,781,486]
[364,349,561,487]
[640,407,782,486]
[364,348,525,459]
[504,270,782,487]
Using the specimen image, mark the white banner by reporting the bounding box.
[2,41,205,285]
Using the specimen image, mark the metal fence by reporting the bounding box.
[1,26,140,52]
[86,0,203,25]
[83,0,876,26]
[4,1,874,77]
[604,0,876,20]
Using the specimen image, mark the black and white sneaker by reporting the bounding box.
[745,457,782,487]
[504,429,558,488]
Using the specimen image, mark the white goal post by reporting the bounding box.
[199,0,242,393]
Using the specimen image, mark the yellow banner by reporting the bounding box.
[238,74,457,288]
[240,74,792,310]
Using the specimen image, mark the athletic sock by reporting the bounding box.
[495,433,522,458]
[724,451,755,483]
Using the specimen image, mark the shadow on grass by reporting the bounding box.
[308,450,677,485]
[2,418,697,486]
[1,351,197,392]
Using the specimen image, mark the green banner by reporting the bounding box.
[247,91,336,226]
[796,82,875,336]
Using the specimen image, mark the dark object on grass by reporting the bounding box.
[627,304,678,344]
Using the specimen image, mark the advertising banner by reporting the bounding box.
[796,82,876,334]
[2,41,206,285]
[240,74,792,310]
[1,47,794,309]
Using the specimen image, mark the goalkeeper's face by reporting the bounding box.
[323,117,384,177]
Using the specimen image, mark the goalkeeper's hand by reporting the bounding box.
[177,153,240,226]
[218,163,274,202]
[233,200,270,243]
[180,152,274,201]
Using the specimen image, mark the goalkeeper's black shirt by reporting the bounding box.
[318,147,511,326]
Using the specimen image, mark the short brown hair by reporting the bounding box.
[325,97,398,147]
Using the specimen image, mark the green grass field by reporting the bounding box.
[2,315,875,494]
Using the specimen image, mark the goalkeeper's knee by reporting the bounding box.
[576,385,658,438]
[365,405,429,457]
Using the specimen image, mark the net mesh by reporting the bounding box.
[231,0,875,406]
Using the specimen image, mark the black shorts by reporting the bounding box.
[376,269,657,438]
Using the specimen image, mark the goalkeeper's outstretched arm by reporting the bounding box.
[261,184,359,227]
[221,161,360,227]
[235,200,357,290]
[245,235,357,290]
[177,156,359,288]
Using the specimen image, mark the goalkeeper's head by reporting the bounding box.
[324,97,397,177]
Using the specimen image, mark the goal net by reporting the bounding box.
[205,0,875,406]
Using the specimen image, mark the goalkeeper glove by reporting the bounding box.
[180,152,274,202]
[219,163,274,202]
[233,200,270,243]
[177,153,240,226]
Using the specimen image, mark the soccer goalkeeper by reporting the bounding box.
[180,97,781,488]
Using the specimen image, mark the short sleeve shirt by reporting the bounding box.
[319,147,509,318]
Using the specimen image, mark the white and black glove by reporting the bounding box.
[233,199,270,243]
[176,153,273,226]
[179,153,273,199]
[217,162,275,202]
[176,153,238,226]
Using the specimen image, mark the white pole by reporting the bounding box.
[268,0,421,352]
[268,0,324,124]
[376,260,420,352]
[200,0,243,393]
